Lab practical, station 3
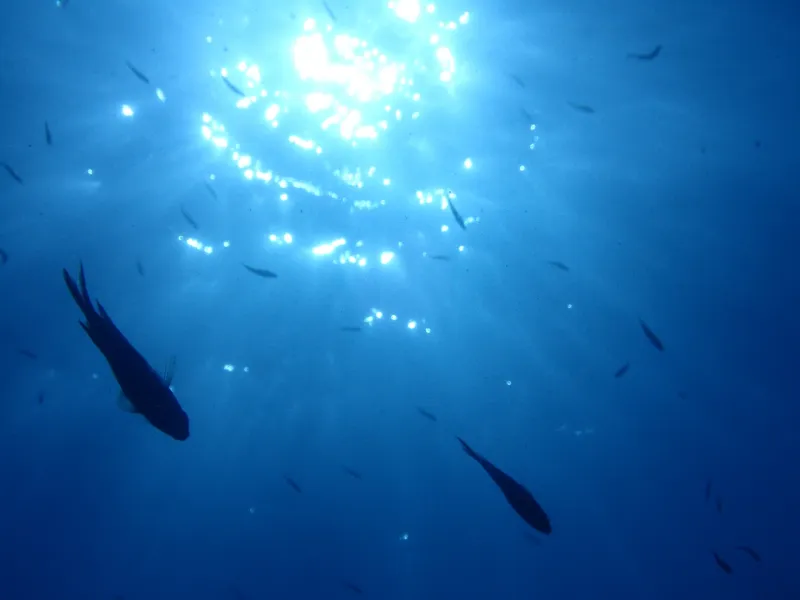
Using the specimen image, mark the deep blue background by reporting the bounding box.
[1,1,798,598]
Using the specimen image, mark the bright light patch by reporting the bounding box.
[121,104,134,117]
[380,251,395,265]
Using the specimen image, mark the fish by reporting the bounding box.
[340,326,362,332]
[627,45,662,60]
[37,390,45,405]
[704,478,712,502]
[322,1,337,21]
[222,76,246,97]
[446,195,467,230]
[567,101,595,114]
[135,260,145,277]
[735,545,762,562]
[124,61,150,84]
[284,475,302,493]
[17,348,38,360]
[712,551,732,574]
[509,73,526,88]
[341,581,363,594]
[426,254,451,261]
[715,495,723,514]
[416,406,437,422]
[0,248,7,265]
[342,466,362,480]
[203,181,217,200]
[242,263,277,278]
[614,362,630,378]
[1,162,23,184]
[456,436,552,534]
[639,318,664,351]
[63,262,189,441]
[548,260,569,272]
[44,121,52,146]
[180,205,198,229]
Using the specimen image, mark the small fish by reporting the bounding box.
[340,326,362,332]
[322,1,337,21]
[426,254,451,261]
[715,495,723,514]
[37,390,45,405]
[1,162,24,184]
[135,260,145,277]
[44,121,52,146]
[416,406,437,422]
[222,76,246,97]
[342,466,362,480]
[0,248,7,265]
[704,478,712,502]
[639,318,664,351]
[547,260,569,272]
[712,551,733,574]
[180,205,198,229]
[567,101,595,114]
[242,263,277,278]
[509,73,526,88]
[203,181,218,200]
[284,475,302,493]
[446,195,467,230]
[627,45,662,60]
[614,362,630,378]
[17,348,38,360]
[457,436,552,534]
[341,581,363,595]
[735,545,762,562]
[124,61,150,84]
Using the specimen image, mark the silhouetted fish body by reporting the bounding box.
[63,263,189,440]
[457,437,552,534]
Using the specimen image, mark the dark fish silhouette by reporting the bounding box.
[37,390,45,405]
[509,73,526,88]
[704,478,712,502]
[426,254,451,261]
[222,76,246,97]
[715,495,723,514]
[712,551,732,574]
[736,545,762,562]
[44,121,52,145]
[614,362,630,378]
[284,475,302,493]
[639,319,664,351]
[340,326,362,332]
[242,263,277,278]
[63,263,189,441]
[322,1,337,21]
[627,45,662,60]
[17,348,37,360]
[124,61,150,84]
[0,249,7,265]
[457,436,552,534]
[567,101,595,114]
[446,195,467,230]
[548,260,569,271]
[203,181,218,200]
[341,580,363,594]
[135,260,145,277]
[180,205,198,229]
[1,162,23,184]
[416,406,437,422]
[342,466,362,480]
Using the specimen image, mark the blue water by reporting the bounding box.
[1,0,798,598]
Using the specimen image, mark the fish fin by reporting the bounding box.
[456,436,478,459]
[163,355,177,386]
[117,392,139,413]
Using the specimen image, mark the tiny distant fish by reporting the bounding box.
[715,495,723,514]
[203,181,218,200]
[284,476,302,493]
[322,1,337,21]
[627,45,662,60]
[222,76,246,97]
[37,390,45,404]
[341,581,363,595]
[548,260,569,272]
[509,73,526,88]
[342,466,362,480]
[1,162,24,184]
[704,478,712,502]
[712,551,732,574]
[416,406,437,422]
[0,248,8,265]
[340,326,362,332]
[180,205,198,229]
[17,348,38,360]
[44,121,53,145]
[567,101,595,114]
[427,254,451,261]
[735,545,762,563]
[135,260,145,277]
[446,195,467,230]
[124,60,150,84]
[614,362,630,378]
[242,263,277,278]
[639,318,664,351]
